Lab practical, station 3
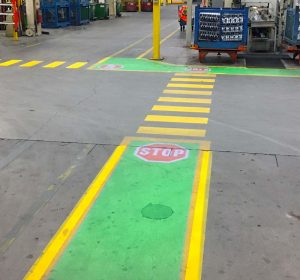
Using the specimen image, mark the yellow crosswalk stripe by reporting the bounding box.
[152,105,210,113]
[43,61,66,68]
[66,62,88,69]
[0,60,22,66]
[145,115,208,124]
[163,89,212,96]
[171,77,215,83]
[20,61,43,67]
[158,97,212,104]
[167,83,214,89]
[175,73,216,77]
[137,126,206,137]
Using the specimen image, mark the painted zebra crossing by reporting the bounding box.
[136,72,215,139]
[0,59,89,69]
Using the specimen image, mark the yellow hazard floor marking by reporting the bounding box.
[0,60,22,66]
[184,151,212,280]
[66,62,88,69]
[167,83,214,89]
[137,28,179,59]
[91,22,175,66]
[152,105,210,113]
[20,61,43,67]
[23,145,127,280]
[43,61,66,68]
[158,97,212,104]
[163,89,212,96]
[145,115,208,124]
[171,78,215,83]
[137,126,206,137]
[175,73,216,77]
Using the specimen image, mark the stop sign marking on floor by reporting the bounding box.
[135,143,189,163]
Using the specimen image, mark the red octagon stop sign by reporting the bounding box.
[135,143,189,163]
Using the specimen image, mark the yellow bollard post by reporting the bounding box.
[152,0,161,60]
[13,30,18,41]
[138,0,141,12]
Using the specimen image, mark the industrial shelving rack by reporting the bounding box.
[193,6,249,62]
[284,6,300,64]
[285,6,300,45]
[244,1,277,52]
[0,0,19,39]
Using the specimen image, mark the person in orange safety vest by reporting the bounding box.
[178,5,187,32]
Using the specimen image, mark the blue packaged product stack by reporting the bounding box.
[41,0,71,28]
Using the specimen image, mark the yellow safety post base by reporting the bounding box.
[152,0,162,60]
[13,30,18,41]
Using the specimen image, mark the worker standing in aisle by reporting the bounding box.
[178,5,187,32]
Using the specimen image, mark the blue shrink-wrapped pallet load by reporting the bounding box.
[41,0,71,28]
[285,6,300,46]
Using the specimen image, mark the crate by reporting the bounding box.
[194,6,249,50]
[70,4,90,25]
[89,3,97,20]
[116,0,122,16]
[42,6,70,28]
[41,0,70,7]
[284,7,300,46]
[95,3,109,19]
[70,0,89,6]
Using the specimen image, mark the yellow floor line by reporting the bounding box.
[167,83,214,89]
[0,60,22,66]
[137,126,206,137]
[66,62,88,69]
[175,73,216,77]
[184,151,212,280]
[152,105,210,113]
[43,61,66,68]
[137,28,178,59]
[145,115,208,124]
[90,22,175,68]
[158,97,212,104]
[95,57,111,65]
[23,145,127,280]
[171,78,215,83]
[163,89,212,96]
[20,61,43,67]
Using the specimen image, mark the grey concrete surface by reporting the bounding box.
[0,8,178,280]
[0,8,178,62]
[208,75,300,156]
[204,152,300,280]
[0,69,172,144]
[0,4,299,280]
[0,141,115,280]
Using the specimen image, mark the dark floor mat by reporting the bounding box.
[246,57,285,69]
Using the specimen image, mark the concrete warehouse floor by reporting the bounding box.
[0,5,300,280]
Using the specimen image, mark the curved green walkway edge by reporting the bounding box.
[89,57,300,77]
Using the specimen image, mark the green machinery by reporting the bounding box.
[95,2,109,19]
[89,2,97,20]
[90,0,121,21]
[116,0,122,17]
[89,1,109,20]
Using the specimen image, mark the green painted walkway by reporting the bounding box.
[47,140,203,280]
[89,57,300,77]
